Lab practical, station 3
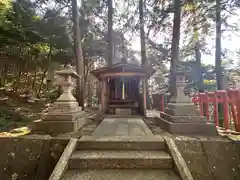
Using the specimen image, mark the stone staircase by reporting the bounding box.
[61,136,182,180]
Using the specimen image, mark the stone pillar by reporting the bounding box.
[34,65,86,134]
[158,71,217,135]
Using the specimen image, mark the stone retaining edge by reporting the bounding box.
[138,118,153,135]
[48,138,77,180]
[164,137,194,180]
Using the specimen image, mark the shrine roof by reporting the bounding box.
[91,62,155,80]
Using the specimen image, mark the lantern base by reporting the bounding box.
[164,103,201,117]
[158,102,218,135]
[33,115,89,134]
[42,109,85,121]
[155,116,217,135]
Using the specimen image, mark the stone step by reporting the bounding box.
[69,150,173,169]
[62,169,181,180]
[81,123,98,135]
[104,114,143,118]
[77,135,166,150]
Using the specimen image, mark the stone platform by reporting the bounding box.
[147,110,217,135]
[34,112,88,134]
[157,115,217,135]
[91,117,153,137]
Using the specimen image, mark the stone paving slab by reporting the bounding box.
[77,135,166,150]
[91,118,153,137]
[71,150,171,159]
[62,169,181,180]
[79,135,164,141]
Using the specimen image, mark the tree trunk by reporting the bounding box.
[14,67,22,92]
[215,0,225,127]
[139,0,150,109]
[169,0,181,97]
[72,0,85,108]
[37,68,47,97]
[191,0,204,92]
[1,64,8,86]
[108,0,113,66]
[139,0,147,66]
[195,43,204,92]
[215,0,223,90]
[87,63,94,108]
[32,70,37,92]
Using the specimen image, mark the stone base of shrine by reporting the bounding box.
[33,116,89,134]
[157,113,218,135]
[116,108,131,115]
[161,112,205,123]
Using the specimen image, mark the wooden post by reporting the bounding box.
[160,95,164,112]
[87,80,92,108]
[122,78,125,100]
[101,79,107,113]
[100,81,104,113]
[97,81,101,107]
[142,77,147,115]
[115,79,117,99]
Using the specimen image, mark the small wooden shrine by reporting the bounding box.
[91,62,155,116]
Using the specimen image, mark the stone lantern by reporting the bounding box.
[158,65,217,135]
[42,64,82,117]
[35,65,86,134]
[169,71,192,104]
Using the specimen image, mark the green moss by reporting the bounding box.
[0,106,30,131]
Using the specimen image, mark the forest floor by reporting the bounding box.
[0,90,46,132]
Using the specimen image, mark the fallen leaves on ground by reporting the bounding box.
[0,127,31,137]
[218,127,240,141]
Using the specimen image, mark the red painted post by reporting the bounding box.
[160,95,164,112]
[223,91,230,129]
[216,90,230,130]
[214,97,219,127]
[215,91,223,128]
[192,93,199,105]
[192,95,196,104]
[205,93,210,122]
[236,89,240,132]
[199,93,210,121]
[228,88,240,132]
[215,91,225,128]
[227,89,238,131]
[208,92,218,126]
[199,93,205,117]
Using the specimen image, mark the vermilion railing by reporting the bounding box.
[160,88,240,133]
[193,89,240,132]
